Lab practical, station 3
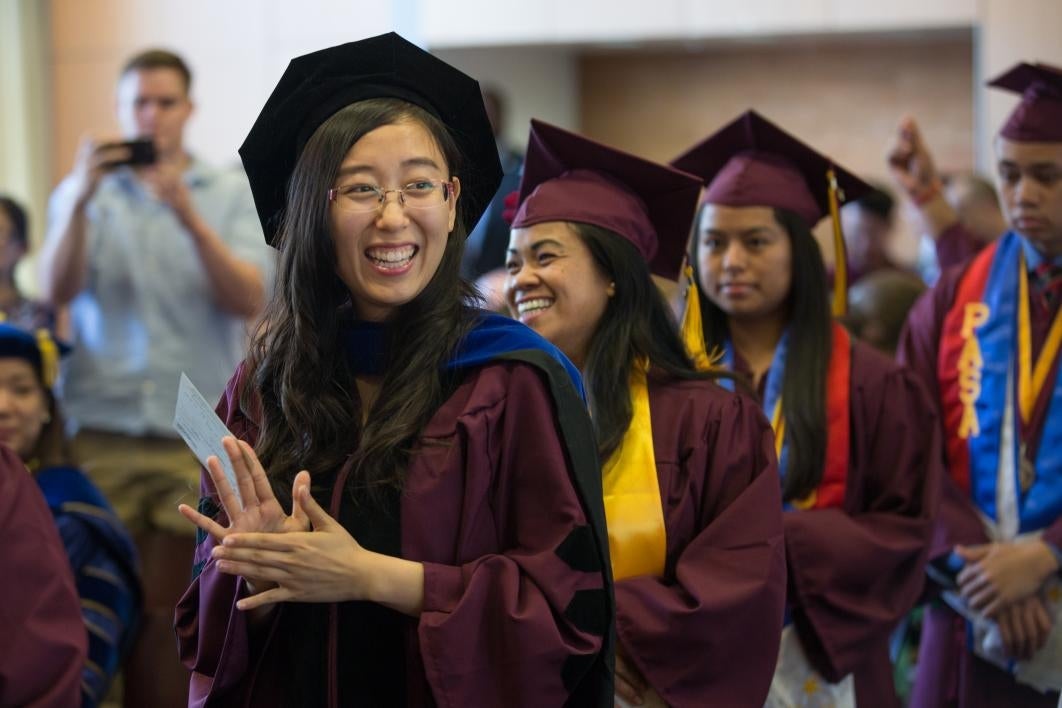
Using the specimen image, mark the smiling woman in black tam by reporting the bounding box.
[174,33,613,708]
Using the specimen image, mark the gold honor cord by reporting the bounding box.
[601,361,667,581]
[770,397,785,461]
[1017,254,1062,424]
[766,391,816,510]
[827,168,848,318]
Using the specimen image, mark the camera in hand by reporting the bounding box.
[102,138,157,167]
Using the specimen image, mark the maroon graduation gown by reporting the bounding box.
[789,341,941,708]
[737,339,942,707]
[899,256,1062,708]
[615,377,787,707]
[0,444,86,708]
[935,221,984,273]
[175,360,611,708]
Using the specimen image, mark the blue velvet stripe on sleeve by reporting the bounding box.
[36,466,143,708]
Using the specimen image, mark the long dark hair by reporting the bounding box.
[575,223,725,461]
[691,207,831,502]
[244,98,477,508]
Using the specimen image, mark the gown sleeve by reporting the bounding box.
[174,365,283,707]
[615,390,787,708]
[935,222,985,273]
[1043,520,1062,554]
[784,356,943,681]
[897,272,991,561]
[417,363,611,708]
[0,446,86,708]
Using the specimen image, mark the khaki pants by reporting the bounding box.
[74,429,197,708]
[73,429,201,536]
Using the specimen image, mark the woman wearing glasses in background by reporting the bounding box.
[175,35,613,707]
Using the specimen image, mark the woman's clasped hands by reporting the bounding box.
[177,436,374,612]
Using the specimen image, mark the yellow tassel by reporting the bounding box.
[827,168,848,318]
[680,264,724,372]
[35,329,60,388]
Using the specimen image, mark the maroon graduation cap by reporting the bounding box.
[671,110,870,228]
[989,61,1062,142]
[511,119,703,280]
[671,110,872,315]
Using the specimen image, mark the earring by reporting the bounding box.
[41,412,52,424]
[607,282,616,297]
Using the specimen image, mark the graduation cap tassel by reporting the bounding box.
[680,264,724,372]
[36,329,60,388]
[827,168,848,318]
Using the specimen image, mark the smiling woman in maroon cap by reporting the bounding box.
[897,62,1062,708]
[173,34,614,708]
[673,110,943,708]
[505,119,787,708]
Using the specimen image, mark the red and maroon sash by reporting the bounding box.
[791,323,851,510]
[721,321,851,510]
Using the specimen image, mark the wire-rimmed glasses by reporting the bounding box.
[327,179,454,213]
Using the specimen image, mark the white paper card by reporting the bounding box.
[173,372,240,505]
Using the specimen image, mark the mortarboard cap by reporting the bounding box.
[511,119,703,280]
[0,323,70,388]
[671,110,871,228]
[989,61,1062,142]
[672,110,872,316]
[239,32,502,246]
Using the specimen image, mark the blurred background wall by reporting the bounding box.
[2,0,1061,269]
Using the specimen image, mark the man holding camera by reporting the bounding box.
[40,48,271,707]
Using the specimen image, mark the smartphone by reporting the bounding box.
[102,138,157,167]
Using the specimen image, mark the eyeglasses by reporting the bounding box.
[327,179,454,213]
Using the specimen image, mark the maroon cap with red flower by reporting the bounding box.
[511,119,703,279]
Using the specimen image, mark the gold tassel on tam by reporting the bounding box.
[827,168,848,318]
[35,329,60,388]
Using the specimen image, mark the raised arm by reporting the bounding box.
[139,164,266,318]
[887,117,983,269]
[39,136,131,305]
